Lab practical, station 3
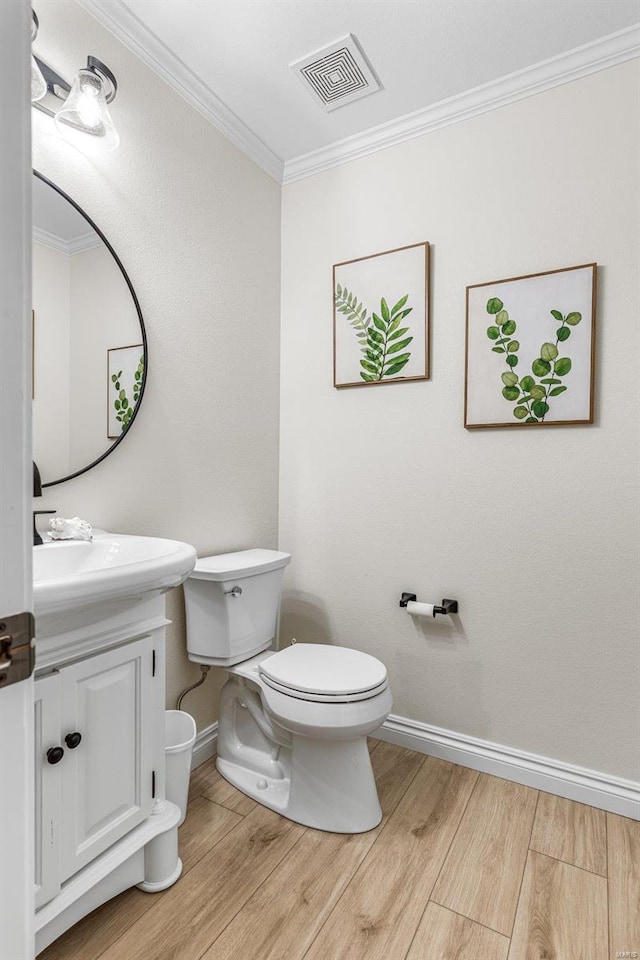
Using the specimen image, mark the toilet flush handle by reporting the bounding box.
[224,585,242,598]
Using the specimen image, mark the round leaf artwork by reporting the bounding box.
[468,264,595,427]
[481,301,581,423]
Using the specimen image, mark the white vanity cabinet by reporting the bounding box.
[35,635,155,910]
[34,593,184,955]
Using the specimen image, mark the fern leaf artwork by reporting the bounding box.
[335,287,414,382]
[464,264,596,428]
[333,242,429,388]
[334,284,371,350]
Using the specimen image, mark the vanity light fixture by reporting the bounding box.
[30,12,47,103]
[31,10,120,153]
[53,58,119,152]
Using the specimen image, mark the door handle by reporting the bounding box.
[64,732,82,749]
[0,612,35,687]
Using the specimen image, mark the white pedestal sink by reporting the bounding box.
[32,532,197,954]
[34,531,197,618]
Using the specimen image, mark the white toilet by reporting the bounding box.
[184,549,392,833]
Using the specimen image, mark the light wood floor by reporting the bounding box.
[41,741,639,960]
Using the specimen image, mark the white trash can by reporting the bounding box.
[165,710,197,826]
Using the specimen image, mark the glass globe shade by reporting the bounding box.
[54,68,119,153]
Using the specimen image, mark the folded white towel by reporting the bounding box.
[48,517,93,541]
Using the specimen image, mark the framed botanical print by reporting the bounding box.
[107,344,144,438]
[465,263,596,428]
[333,242,430,388]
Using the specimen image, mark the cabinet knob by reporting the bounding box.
[46,746,64,764]
[64,732,82,749]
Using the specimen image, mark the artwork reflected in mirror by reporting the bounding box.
[107,345,144,438]
[32,172,147,485]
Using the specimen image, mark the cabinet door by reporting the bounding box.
[59,636,154,881]
[34,672,62,910]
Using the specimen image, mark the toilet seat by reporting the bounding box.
[260,674,388,703]
[259,644,388,704]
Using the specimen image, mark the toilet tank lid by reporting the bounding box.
[190,549,291,581]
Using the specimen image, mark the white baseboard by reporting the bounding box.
[376,714,640,820]
[191,721,218,770]
[189,714,639,818]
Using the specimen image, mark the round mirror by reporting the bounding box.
[32,171,147,487]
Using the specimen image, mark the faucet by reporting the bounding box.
[33,461,55,546]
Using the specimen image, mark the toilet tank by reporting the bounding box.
[184,549,291,666]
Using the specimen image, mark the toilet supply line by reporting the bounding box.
[177,664,210,710]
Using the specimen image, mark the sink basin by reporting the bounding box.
[34,532,197,618]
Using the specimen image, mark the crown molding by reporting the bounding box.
[78,0,284,183]
[33,225,101,255]
[67,232,103,255]
[283,24,640,184]
[75,5,638,188]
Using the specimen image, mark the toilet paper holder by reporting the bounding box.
[399,593,459,616]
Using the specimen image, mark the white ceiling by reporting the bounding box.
[32,175,99,250]
[90,0,639,167]
[33,175,92,240]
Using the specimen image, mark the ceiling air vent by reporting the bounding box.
[291,34,381,112]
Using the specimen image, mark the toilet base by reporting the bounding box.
[216,732,382,834]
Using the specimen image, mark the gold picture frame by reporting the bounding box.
[333,241,430,389]
[464,263,597,429]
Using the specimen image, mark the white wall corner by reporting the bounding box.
[375,714,640,820]
[33,226,101,256]
[78,0,284,183]
[191,721,218,770]
[283,24,640,183]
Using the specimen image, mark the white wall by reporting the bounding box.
[280,62,640,781]
[33,0,281,731]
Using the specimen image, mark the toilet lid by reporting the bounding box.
[259,644,387,698]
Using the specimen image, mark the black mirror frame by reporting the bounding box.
[33,170,148,488]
